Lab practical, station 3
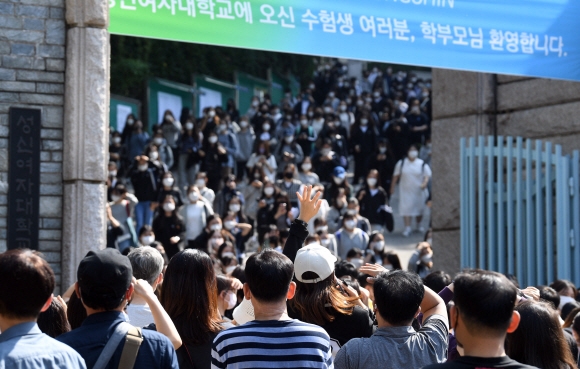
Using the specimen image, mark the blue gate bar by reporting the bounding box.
[487,136,496,271]
[561,155,572,279]
[469,137,476,268]
[506,137,514,275]
[460,137,468,268]
[497,136,505,273]
[556,146,567,279]
[535,140,545,284]
[572,151,580,285]
[515,137,524,284]
[478,136,486,269]
[545,142,554,283]
[525,139,535,286]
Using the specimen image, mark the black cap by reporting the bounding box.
[77,248,132,301]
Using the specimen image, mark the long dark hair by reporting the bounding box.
[289,272,357,326]
[160,249,222,345]
[506,300,577,369]
[37,298,71,338]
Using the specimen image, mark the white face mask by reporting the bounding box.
[367,178,377,187]
[208,136,218,144]
[240,121,249,128]
[224,220,236,230]
[149,151,159,161]
[195,179,206,188]
[262,123,270,131]
[210,223,222,231]
[421,254,433,263]
[162,178,174,187]
[324,107,333,113]
[111,194,121,202]
[252,100,259,107]
[346,209,357,216]
[339,105,347,111]
[138,164,148,172]
[229,204,241,213]
[208,110,216,117]
[360,119,368,126]
[163,202,175,212]
[153,137,163,146]
[113,137,121,144]
[164,114,173,121]
[264,187,274,196]
[109,170,117,177]
[127,118,135,125]
[384,263,393,271]
[321,148,331,156]
[219,124,228,132]
[320,238,331,246]
[284,136,293,144]
[333,176,344,185]
[185,122,194,130]
[344,220,356,229]
[373,240,385,252]
[408,150,419,159]
[210,237,224,247]
[315,226,328,233]
[225,291,237,309]
[307,112,314,118]
[189,192,199,202]
[350,258,364,269]
[300,119,308,126]
[302,163,312,172]
[141,235,155,245]
[379,147,387,154]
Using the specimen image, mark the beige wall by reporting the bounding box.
[431,69,580,276]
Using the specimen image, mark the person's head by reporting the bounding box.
[76,248,133,312]
[216,275,237,313]
[423,271,451,294]
[161,194,177,214]
[195,172,208,189]
[127,246,164,287]
[111,184,127,202]
[301,157,313,173]
[334,260,359,281]
[382,251,402,271]
[244,249,295,305]
[256,140,271,156]
[563,306,580,328]
[346,198,360,217]
[407,144,419,160]
[291,244,356,325]
[368,232,385,253]
[207,132,218,146]
[227,195,242,215]
[225,174,237,190]
[162,171,175,188]
[332,166,346,185]
[0,250,55,321]
[186,185,201,204]
[538,286,560,310]
[452,270,520,347]
[572,313,580,347]
[160,249,222,344]
[366,169,380,188]
[208,230,225,250]
[37,298,71,338]
[550,279,577,298]
[206,214,222,232]
[66,291,87,329]
[342,213,357,231]
[262,181,277,198]
[373,270,424,326]
[416,241,433,264]
[283,163,296,181]
[108,161,118,176]
[138,225,155,246]
[561,301,580,321]
[506,301,577,369]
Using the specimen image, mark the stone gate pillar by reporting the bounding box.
[61,0,109,289]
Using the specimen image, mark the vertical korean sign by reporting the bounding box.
[109,0,580,81]
[8,108,41,250]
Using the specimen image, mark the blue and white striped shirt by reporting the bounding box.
[211,319,334,369]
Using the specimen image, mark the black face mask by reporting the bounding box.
[284,172,293,179]
[269,235,279,245]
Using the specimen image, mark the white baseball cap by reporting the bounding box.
[294,243,337,283]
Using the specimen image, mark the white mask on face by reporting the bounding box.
[109,170,117,177]
[321,148,331,156]
[225,291,237,309]
[141,235,155,245]
[138,164,148,172]
[208,110,216,117]
[302,163,312,171]
[373,240,385,252]
[219,124,228,132]
[210,237,224,247]
[264,187,275,196]
[379,147,387,154]
[210,223,222,231]
[229,204,241,213]
[224,220,236,230]
[333,176,344,185]
[185,122,194,130]
[153,137,163,146]
[262,123,270,131]
[421,253,433,263]
[195,179,206,188]
[408,150,419,159]
[308,112,314,118]
[339,105,347,111]
[113,137,121,144]
[360,119,368,126]
[240,120,249,128]
[284,136,293,144]
[208,136,218,144]
[384,263,393,271]
[189,192,199,202]
[163,202,175,212]
[300,119,308,126]
[346,209,357,216]
[111,194,121,202]
[367,178,377,187]
[163,178,174,187]
[320,238,331,246]
[350,258,364,269]
[127,118,135,125]
[344,220,356,229]
[149,151,159,161]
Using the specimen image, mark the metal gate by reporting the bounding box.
[460,136,580,287]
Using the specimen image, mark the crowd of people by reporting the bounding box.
[106,62,434,278]
[2,186,580,369]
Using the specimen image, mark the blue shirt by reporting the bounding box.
[57,311,178,369]
[0,321,86,369]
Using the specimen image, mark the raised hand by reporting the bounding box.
[296,185,322,223]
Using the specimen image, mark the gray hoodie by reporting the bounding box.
[235,129,255,162]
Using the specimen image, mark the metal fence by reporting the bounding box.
[460,136,580,287]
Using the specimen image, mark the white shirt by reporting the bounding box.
[186,202,206,240]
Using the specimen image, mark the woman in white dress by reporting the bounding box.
[390,145,431,237]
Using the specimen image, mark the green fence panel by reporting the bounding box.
[237,72,269,115]
[194,75,236,117]
[109,95,141,132]
[147,78,194,131]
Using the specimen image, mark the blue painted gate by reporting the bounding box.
[460,136,580,287]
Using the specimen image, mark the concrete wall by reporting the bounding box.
[431,69,580,276]
[0,0,66,285]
